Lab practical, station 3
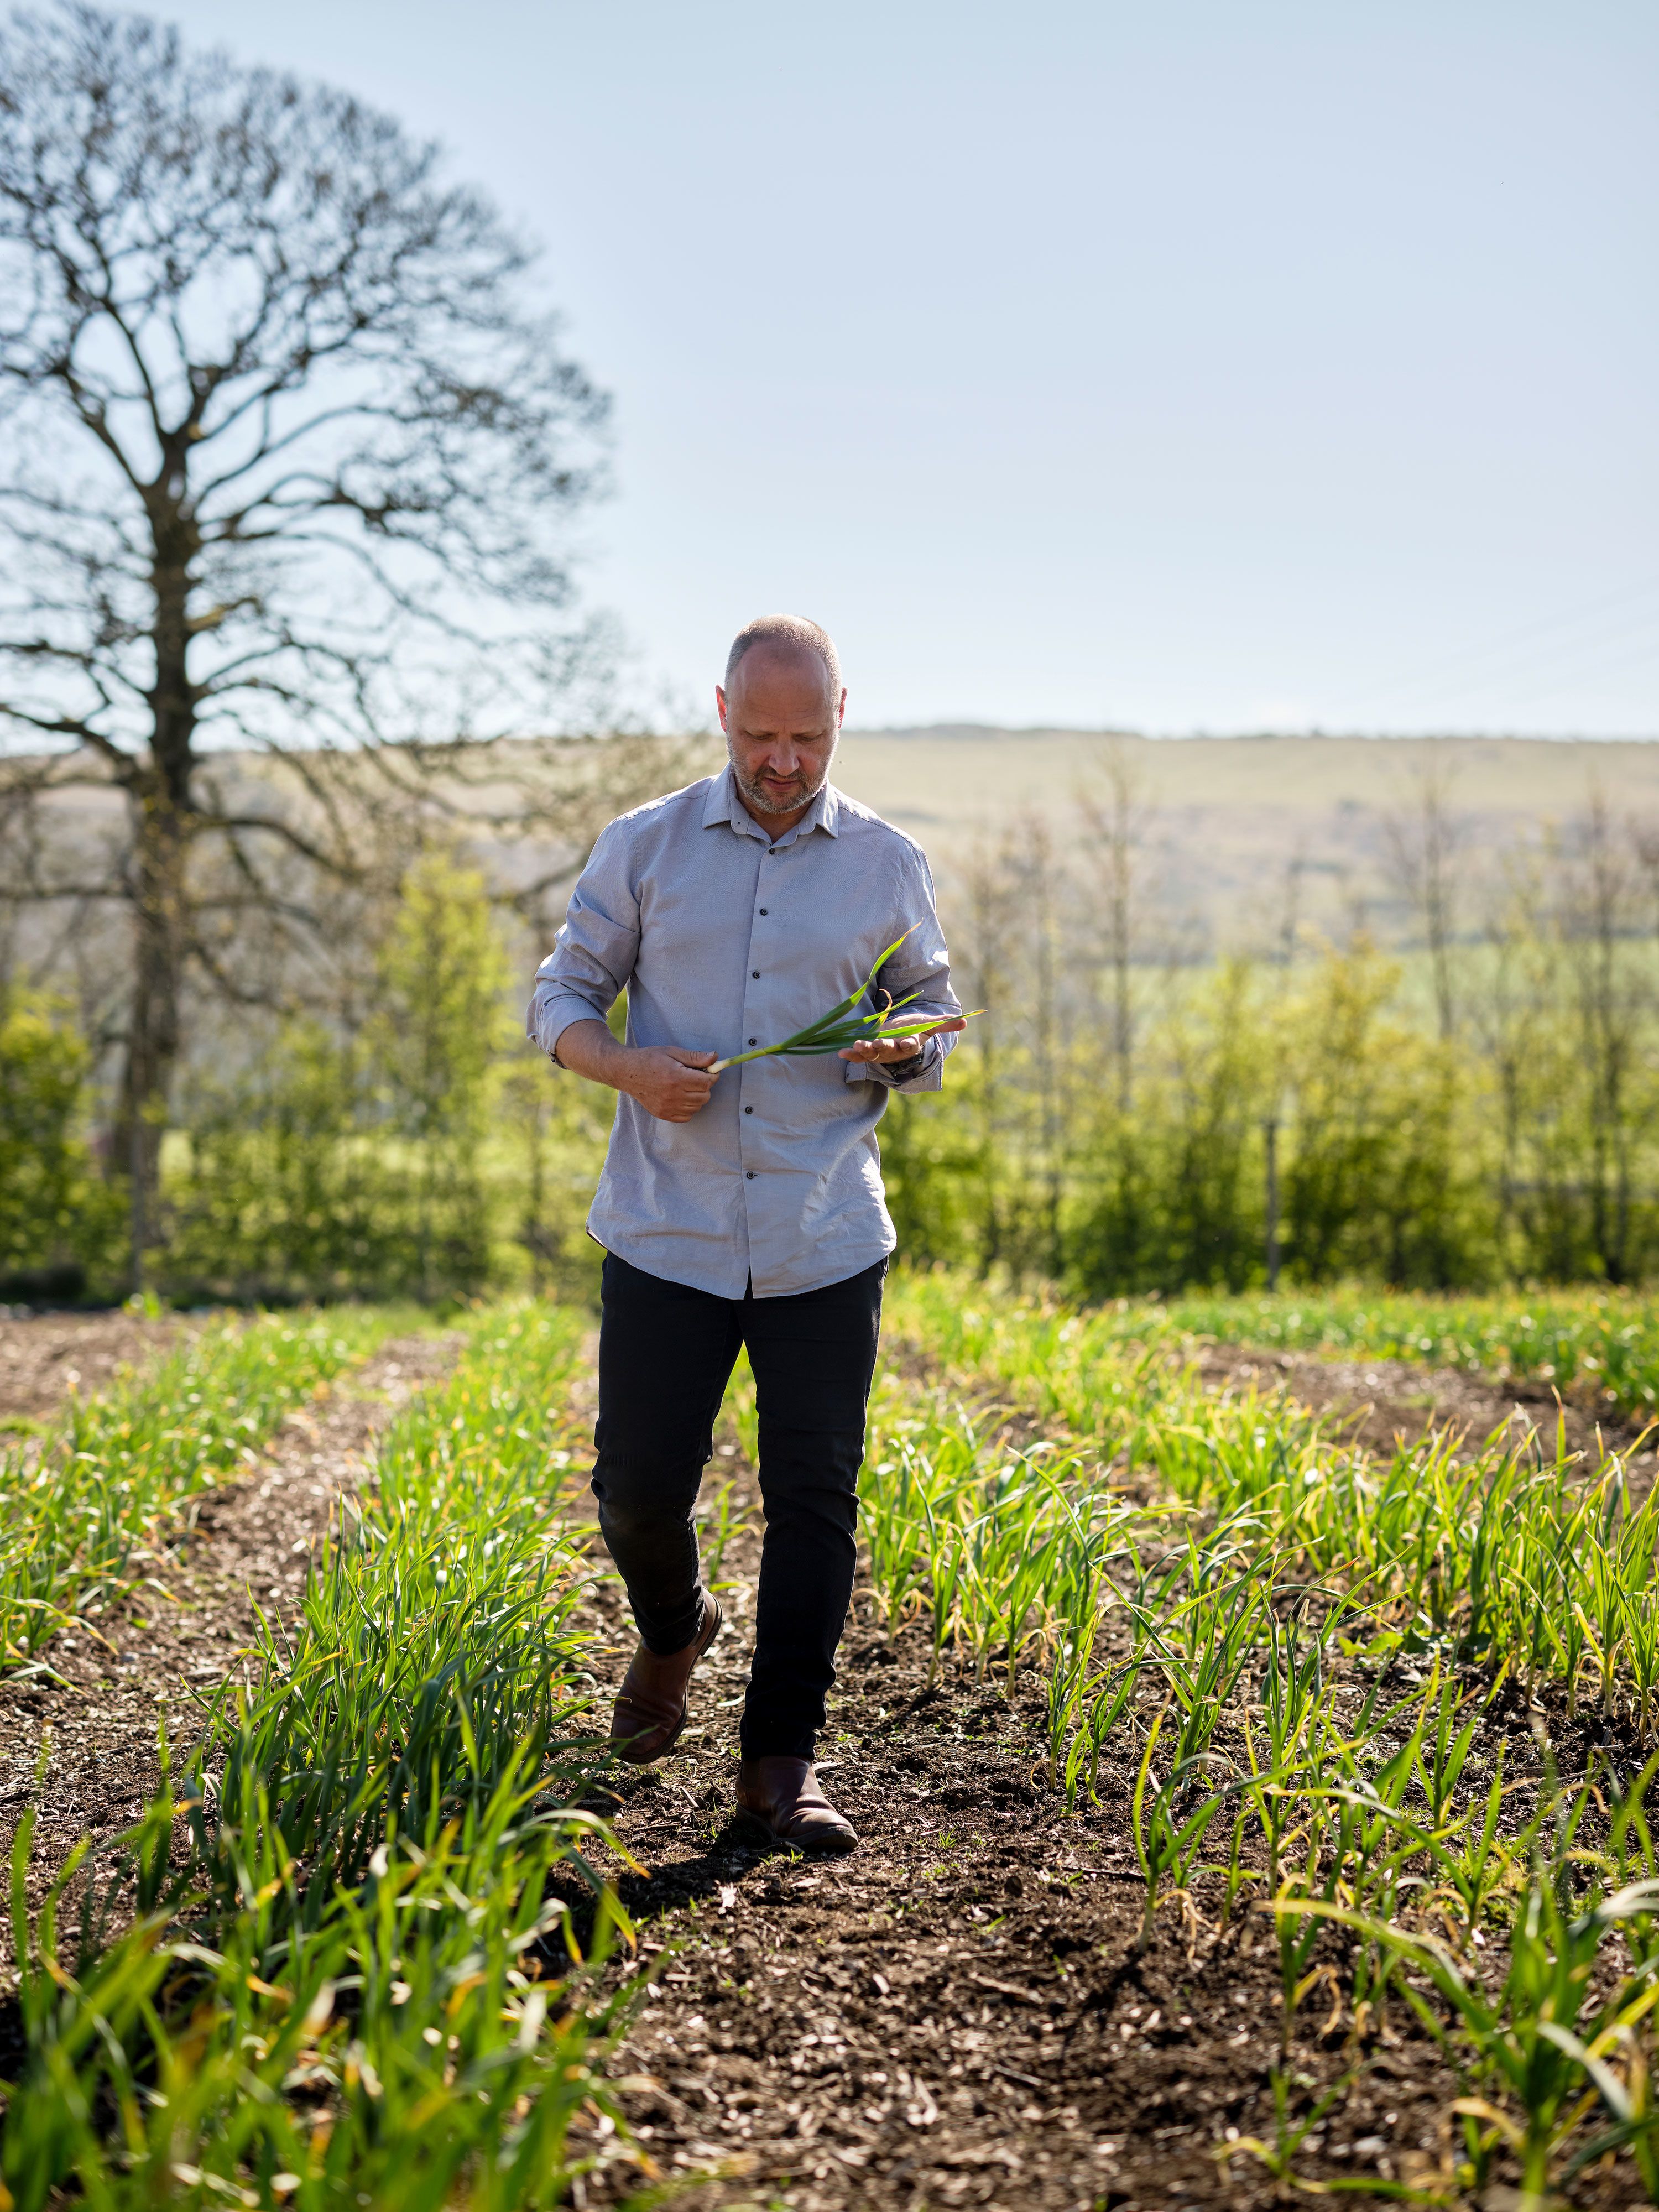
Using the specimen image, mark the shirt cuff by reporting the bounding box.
[531,990,611,1065]
[842,1034,945,1093]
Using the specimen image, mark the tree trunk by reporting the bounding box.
[116,487,199,1291]
[114,783,187,1290]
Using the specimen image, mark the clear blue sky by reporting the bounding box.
[163,1,1656,735]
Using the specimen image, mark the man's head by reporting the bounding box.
[717,614,846,830]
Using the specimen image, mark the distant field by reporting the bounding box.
[21,726,1655,953]
[832,727,1659,940]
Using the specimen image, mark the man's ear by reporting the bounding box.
[716,684,729,732]
[836,686,847,727]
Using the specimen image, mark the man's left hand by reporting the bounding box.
[839,1018,967,1066]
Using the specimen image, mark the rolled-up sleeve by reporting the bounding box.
[846,846,962,1094]
[527,820,640,1064]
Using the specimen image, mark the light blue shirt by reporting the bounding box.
[527,766,962,1298]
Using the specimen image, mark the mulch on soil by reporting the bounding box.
[586,1527,1644,2211]
[1195,1342,1657,1468]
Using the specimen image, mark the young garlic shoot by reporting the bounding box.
[709,925,980,1075]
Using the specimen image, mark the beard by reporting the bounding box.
[729,749,829,817]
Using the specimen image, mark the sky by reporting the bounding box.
[159,1,1657,735]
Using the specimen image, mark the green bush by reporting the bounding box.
[0,993,124,1296]
[164,853,520,1303]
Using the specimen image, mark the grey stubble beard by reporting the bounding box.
[727,745,832,821]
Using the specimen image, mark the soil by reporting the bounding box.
[1195,1342,1657,1470]
[2,1311,1653,2209]
[0,1306,191,1432]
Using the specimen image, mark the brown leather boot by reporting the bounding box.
[608,1591,723,1765]
[735,1755,858,1855]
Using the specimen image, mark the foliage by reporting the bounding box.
[164,854,519,1302]
[875,1081,987,1266]
[6,772,1659,1306]
[4,1782,639,2212]
[202,1304,599,1907]
[1147,1280,1659,1416]
[910,925,1653,1296]
[0,991,124,1291]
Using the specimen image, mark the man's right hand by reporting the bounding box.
[621,1046,717,1123]
[551,1020,718,1122]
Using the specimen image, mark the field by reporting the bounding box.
[3,1278,1659,2210]
[26,728,1653,971]
[831,728,1659,932]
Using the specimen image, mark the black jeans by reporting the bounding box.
[591,1251,886,1759]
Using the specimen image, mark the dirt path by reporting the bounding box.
[588,1479,1467,2211]
[0,1330,460,1973]
[0,1306,191,1432]
[1196,1342,1656,1468]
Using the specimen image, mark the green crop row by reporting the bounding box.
[0,1310,401,1670]
[862,1281,1659,2201]
[886,1266,1659,1420]
[1156,1283,1659,1413]
[2,1305,648,2212]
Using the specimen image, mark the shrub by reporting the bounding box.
[0,994,123,1297]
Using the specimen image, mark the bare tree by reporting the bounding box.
[1381,753,1465,1039]
[0,4,614,1276]
[954,838,1022,1272]
[1559,784,1647,1284]
[1077,738,1147,1111]
[1011,816,1066,1275]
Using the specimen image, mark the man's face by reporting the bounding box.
[717,644,846,825]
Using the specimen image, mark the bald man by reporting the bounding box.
[528,615,964,1853]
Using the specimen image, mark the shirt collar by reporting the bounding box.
[702,763,841,842]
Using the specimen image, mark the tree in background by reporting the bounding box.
[165,849,522,1302]
[0,3,611,1281]
[371,851,509,1300]
[1560,790,1650,1285]
[1383,757,1465,1040]
[955,838,1022,1271]
[1078,739,1147,1110]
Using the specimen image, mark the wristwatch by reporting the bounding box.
[884,1048,927,1083]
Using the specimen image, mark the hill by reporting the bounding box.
[831,727,1658,940]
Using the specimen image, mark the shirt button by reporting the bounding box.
[745,1170,755,1180]
[752,969,760,978]
[758,907,768,915]
[744,1105,753,1114]
[748,1037,757,1046]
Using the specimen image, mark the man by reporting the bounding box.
[528,614,963,1855]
